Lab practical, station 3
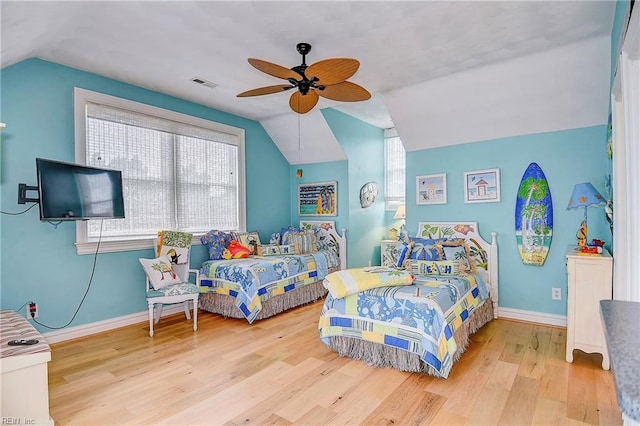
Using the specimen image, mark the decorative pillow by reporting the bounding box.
[408,237,442,261]
[139,255,182,290]
[396,242,412,269]
[436,239,476,273]
[156,230,192,265]
[230,231,261,247]
[408,260,459,276]
[200,230,233,260]
[280,226,300,245]
[287,230,317,254]
[269,233,281,245]
[257,244,296,256]
[313,227,331,251]
[224,240,251,259]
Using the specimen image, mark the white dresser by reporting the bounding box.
[565,246,613,370]
[0,310,53,425]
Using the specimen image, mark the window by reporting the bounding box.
[384,128,406,210]
[73,88,245,254]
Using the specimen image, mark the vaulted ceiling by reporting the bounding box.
[1,1,616,163]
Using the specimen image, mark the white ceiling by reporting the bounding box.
[1,1,616,163]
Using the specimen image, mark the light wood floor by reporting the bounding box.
[48,301,622,425]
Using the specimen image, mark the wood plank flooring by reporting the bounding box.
[47,301,622,425]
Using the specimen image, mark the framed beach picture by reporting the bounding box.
[416,174,447,205]
[464,168,501,203]
[298,181,338,216]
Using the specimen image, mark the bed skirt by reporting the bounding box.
[324,299,494,377]
[199,276,332,321]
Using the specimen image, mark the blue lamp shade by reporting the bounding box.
[566,182,606,210]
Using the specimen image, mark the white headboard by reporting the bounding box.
[300,221,347,271]
[416,222,498,318]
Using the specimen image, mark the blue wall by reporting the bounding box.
[0,59,290,331]
[289,159,349,234]
[323,109,385,268]
[406,126,610,316]
[288,110,386,269]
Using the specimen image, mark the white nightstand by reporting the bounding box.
[380,240,405,267]
[565,245,613,370]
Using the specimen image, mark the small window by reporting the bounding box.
[384,128,406,210]
[73,88,246,254]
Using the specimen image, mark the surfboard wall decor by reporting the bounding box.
[515,162,553,266]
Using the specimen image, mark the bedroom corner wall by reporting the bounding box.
[289,109,385,269]
[322,109,385,269]
[0,58,290,333]
[406,126,610,317]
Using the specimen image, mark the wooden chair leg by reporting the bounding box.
[148,302,155,337]
[193,297,198,331]
[154,304,163,324]
[182,301,192,320]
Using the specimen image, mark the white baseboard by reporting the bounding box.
[43,305,565,344]
[43,304,186,343]
[498,307,567,327]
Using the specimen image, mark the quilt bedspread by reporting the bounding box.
[199,250,338,323]
[318,273,488,378]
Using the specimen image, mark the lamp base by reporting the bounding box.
[576,220,587,247]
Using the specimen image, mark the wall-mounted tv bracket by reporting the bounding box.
[18,183,39,204]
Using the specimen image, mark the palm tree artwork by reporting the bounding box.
[515,163,553,266]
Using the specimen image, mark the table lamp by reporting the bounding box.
[566,182,606,247]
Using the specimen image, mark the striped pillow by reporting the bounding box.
[288,230,317,254]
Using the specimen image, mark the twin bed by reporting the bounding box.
[319,222,498,378]
[196,221,498,379]
[197,225,347,323]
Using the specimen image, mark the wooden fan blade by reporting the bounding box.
[289,90,319,114]
[248,58,302,80]
[237,85,294,97]
[317,81,371,102]
[306,58,360,85]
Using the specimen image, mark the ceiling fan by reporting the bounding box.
[237,42,371,114]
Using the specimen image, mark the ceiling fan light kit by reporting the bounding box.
[237,42,371,114]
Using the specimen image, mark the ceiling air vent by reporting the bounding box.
[191,77,218,88]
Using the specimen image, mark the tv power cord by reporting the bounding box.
[17,220,104,330]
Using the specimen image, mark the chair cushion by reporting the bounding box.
[139,256,182,290]
[147,283,199,298]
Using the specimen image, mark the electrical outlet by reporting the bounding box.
[552,288,562,300]
[28,302,38,319]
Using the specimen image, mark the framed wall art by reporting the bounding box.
[464,168,501,203]
[298,181,337,216]
[416,173,447,205]
[299,220,335,230]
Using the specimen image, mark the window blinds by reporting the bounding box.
[384,128,406,210]
[85,102,240,240]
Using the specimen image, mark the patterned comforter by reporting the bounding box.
[318,273,489,378]
[199,249,339,323]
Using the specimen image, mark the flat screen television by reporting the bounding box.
[36,158,125,221]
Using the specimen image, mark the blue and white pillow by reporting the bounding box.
[408,237,442,261]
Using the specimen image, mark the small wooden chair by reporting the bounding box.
[139,232,199,337]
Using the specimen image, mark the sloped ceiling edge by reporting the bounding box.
[260,110,347,165]
[386,36,612,152]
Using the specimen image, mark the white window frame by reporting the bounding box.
[73,88,246,255]
[384,128,406,211]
